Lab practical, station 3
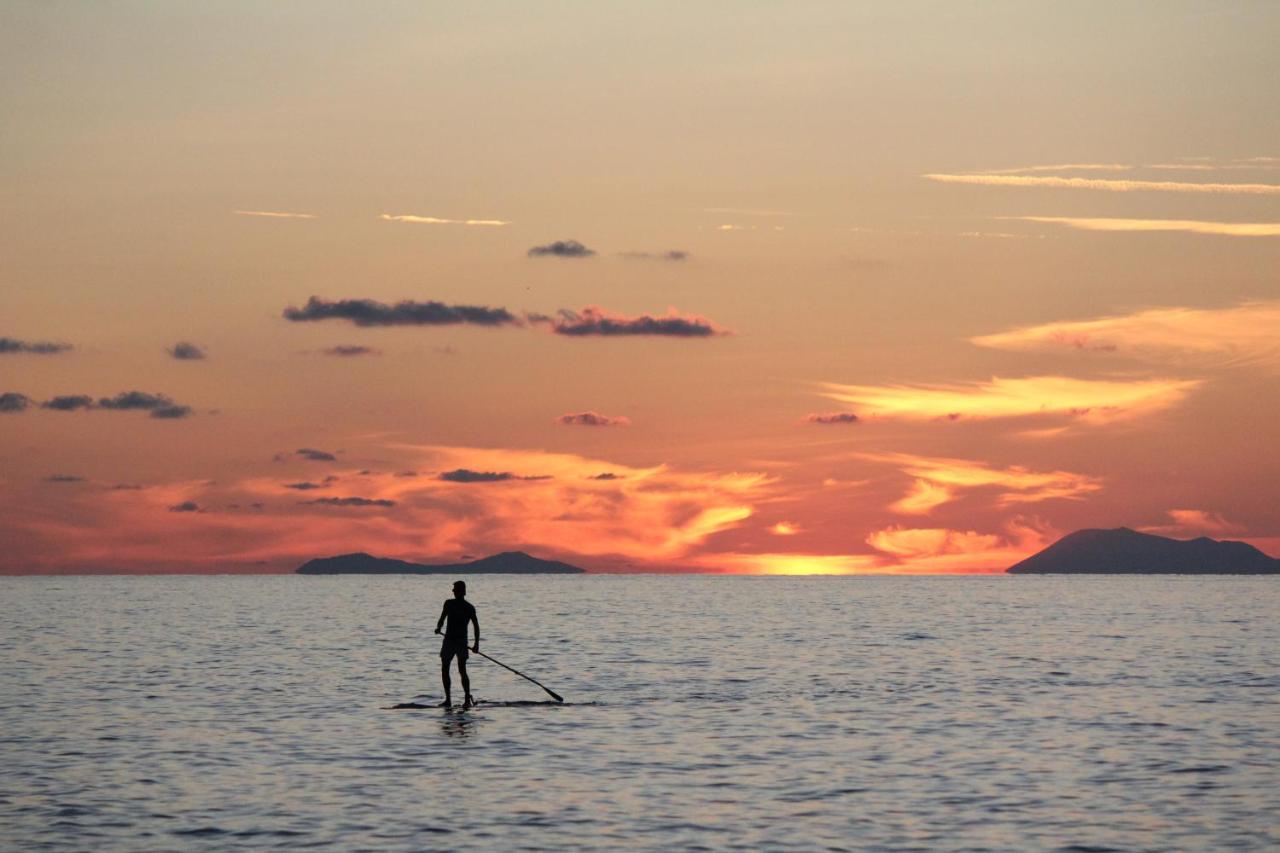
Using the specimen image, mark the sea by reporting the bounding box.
[2,575,1277,851]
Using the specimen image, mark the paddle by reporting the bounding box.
[472,647,564,703]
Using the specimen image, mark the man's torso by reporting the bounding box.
[442,598,475,639]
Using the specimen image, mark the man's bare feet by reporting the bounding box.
[463,695,475,708]
[438,699,452,708]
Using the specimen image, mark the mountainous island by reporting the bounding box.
[296,550,585,575]
[1007,528,1280,574]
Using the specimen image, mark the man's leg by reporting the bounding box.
[440,650,453,707]
[458,657,473,706]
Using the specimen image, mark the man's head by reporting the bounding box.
[453,580,466,598]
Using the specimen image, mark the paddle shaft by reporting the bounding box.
[472,647,564,703]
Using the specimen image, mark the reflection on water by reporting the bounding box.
[2,575,1277,850]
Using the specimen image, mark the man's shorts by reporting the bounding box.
[440,636,469,663]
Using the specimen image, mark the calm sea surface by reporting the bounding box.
[2,575,1277,851]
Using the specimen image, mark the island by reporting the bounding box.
[296,550,585,575]
[1007,527,1279,574]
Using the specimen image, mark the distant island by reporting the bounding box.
[296,550,586,575]
[1007,528,1279,575]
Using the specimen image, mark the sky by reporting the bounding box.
[2,1,1278,574]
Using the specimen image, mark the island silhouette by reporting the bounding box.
[1007,528,1279,574]
[296,550,585,575]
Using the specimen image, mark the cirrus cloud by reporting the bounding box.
[923,173,1280,195]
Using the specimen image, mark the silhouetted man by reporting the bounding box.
[435,580,479,708]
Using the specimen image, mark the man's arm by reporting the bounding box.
[435,601,448,634]
[470,610,480,651]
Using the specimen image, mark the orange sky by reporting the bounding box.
[2,3,1277,574]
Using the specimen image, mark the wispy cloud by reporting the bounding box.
[283,296,519,328]
[862,452,1103,514]
[527,240,595,258]
[1139,509,1245,537]
[0,337,72,355]
[1005,216,1280,237]
[971,301,1280,370]
[555,411,631,427]
[820,375,1200,424]
[865,518,1054,572]
[979,163,1133,174]
[619,250,688,261]
[549,306,728,338]
[379,214,508,226]
[234,210,316,219]
[923,173,1280,195]
[320,345,380,357]
[804,412,860,425]
[168,342,206,360]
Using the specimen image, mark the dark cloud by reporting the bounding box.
[589,472,623,480]
[285,482,326,490]
[321,345,381,357]
[0,392,32,413]
[395,470,418,477]
[112,483,144,490]
[619,250,688,261]
[303,496,396,507]
[168,342,206,360]
[151,405,193,419]
[283,296,519,327]
[296,448,338,461]
[168,501,200,512]
[0,337,72,355]
[527,239,595,258]
[556,411,631,427]
[439,469,516,483]
[805,412,861,425]
[42,395,94,411]
[437,469,552,483]
[98,391,174,411]
[550,306,725,337]
[45,474,86,483]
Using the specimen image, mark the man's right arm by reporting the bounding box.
[435,601,448,634]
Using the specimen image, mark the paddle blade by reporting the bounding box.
[546,688,564,703]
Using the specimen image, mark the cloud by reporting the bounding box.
[303,497,396,507]
[861,452,1103,514]
[1005,217,1280,237]
[150,405,192,419]
[971,301,1280,371]
[234,210,316,219]
[0,337,72,355]
[527,239,595,258]
[923,173,1280,195]
[865,518,1054,572]
[321,345,381,357]
[283,296,519,328]
[295,448,337,462]
[619,250,688,261]
[284,481,328,490]
[438,469,532,483]
[804,412,860,425]
[888,479,955,515]
[45,475,86,483]
[589,473,622,480]
[770,521,800,536]
[3,445,771,571]
[95,391,194,419]
[820,375,1201,424]
[1139,509,1245,537]
[550,306,727,337]
[379,213,509,226]
[555,411,631,427]
[0,392,31,413]
[168,501,200,512]
[978,164,1133,174]
[41,395,95,411]
[168,342,206,360]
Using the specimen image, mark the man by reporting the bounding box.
[435,580,480,708]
